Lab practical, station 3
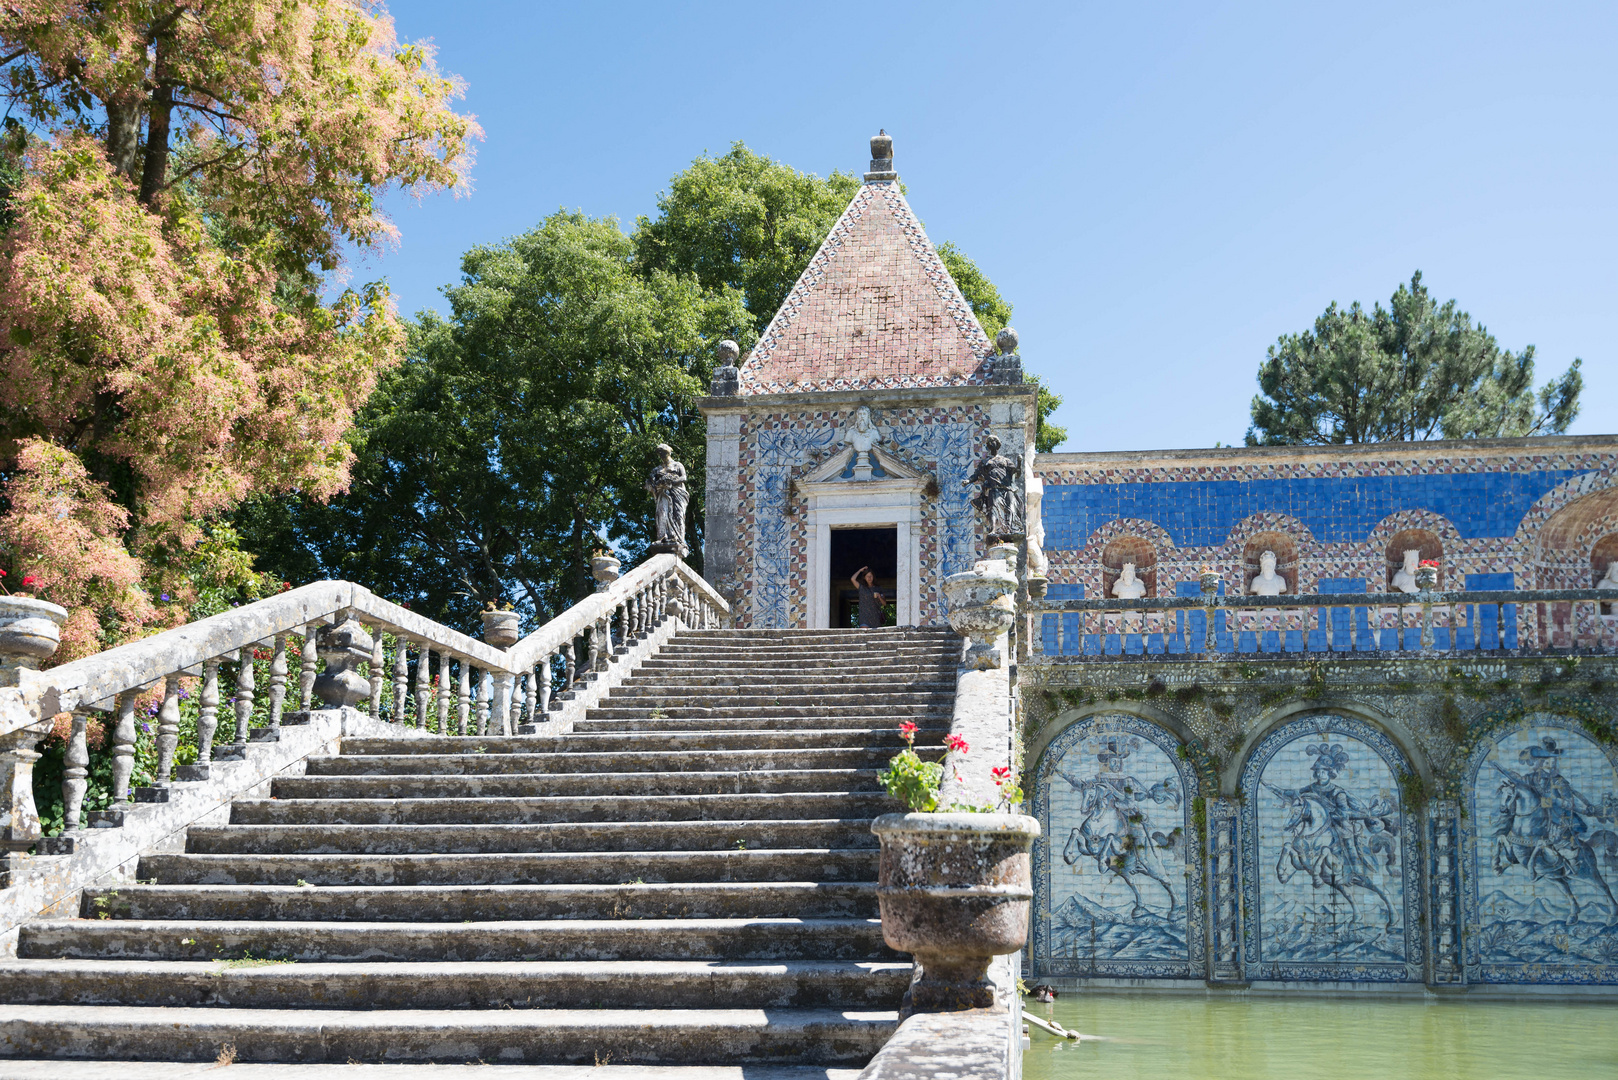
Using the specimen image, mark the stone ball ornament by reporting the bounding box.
[942,543,1019,669]
[872,811,1039,1012]
[995,326,1018,355]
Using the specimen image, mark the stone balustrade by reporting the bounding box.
[0,554,727,871]
[1025,584,1618,659]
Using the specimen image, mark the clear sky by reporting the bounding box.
[363,0,1618,453]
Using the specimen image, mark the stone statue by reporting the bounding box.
[1249,550,1288,596]
[1025,474,1049,594]
[1599,562,1618,590]
[969,434,1024,541]
[838,406,887,479]
[1391,548,1421,595]
[646,443,689,558]
[1112,562,1148,599]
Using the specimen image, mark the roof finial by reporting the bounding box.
[865,129,896,183]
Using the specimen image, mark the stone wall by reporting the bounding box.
[1021,653,1618,992]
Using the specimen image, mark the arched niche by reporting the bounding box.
[1238,713,1422,984]
[1242,531,1298,595]
[1461,714,1618,984]
[1385,528,1443,591]
[1029,713,1203,980]
[1101,535,1157,599]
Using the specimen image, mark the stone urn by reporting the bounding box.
[941,543,1019,669]
[1416,563,1440,591]
[313,617,375,707]
[590,554,622,591]
[481,609,521,648]
[872,812,1039,1013]
[0,596,68,685]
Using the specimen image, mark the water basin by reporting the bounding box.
[1021,992,1618,1080]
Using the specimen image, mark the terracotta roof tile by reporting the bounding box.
[737,179,995,395]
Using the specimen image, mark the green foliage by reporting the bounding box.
[238,211,753,630]
[877,748,943,812]
[1248,272,1582,446]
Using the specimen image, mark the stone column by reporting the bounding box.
[1204,796,1244,984]
[1427,799,1466,987]
[703,409,742,614]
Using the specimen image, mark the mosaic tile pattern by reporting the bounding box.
[1031,714,1203,978]
[1240,715,1422,982]
[735,180,995,395]
[1462,715,1618,984]
[733,405,989,628]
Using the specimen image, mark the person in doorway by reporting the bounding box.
[851,566,886,628]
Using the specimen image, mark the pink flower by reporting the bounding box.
[898,721,918,744]
[945,734,969,754]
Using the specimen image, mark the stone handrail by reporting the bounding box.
[1025,583,1618,657]
[0,554,727,869]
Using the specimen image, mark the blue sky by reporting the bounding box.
[363,1,1618,453]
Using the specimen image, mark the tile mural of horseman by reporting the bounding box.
[1032,714,1203,979]
[1465,718,1618,980]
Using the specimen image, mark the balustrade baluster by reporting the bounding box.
[619,602,630,647]
[234,650,256,750]
[109,691,137,812]
[62,709,90,832]
[458,661,471,736]
[415,644,432,728]
[369,632,385,719]
[196,660,220,766]
[565,640,577,689]
[154,674,181,787]
[476,669,492,735]
[266,635,288,739]
[1051,610,1062,656]
[586,623,600,674]
[299,629,318,710]
[525,671,538,725]
[393,637,409,723]
[436,651,451,735]
[493,673,514,736]
[539,656,553,714]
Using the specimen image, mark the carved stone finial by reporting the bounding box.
[710,338,740,396]
[995,326,1018,355]
[866,130,896,182]
[313,616,374,708]
[990,326,1023,384]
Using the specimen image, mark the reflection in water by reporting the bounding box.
[1021,994,1618,1080]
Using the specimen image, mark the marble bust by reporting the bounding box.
[1112,562,1148,599]
[1249,550,1288,596]
[1599,562,1618,590]
[838,406,887,479]
[1391,548,1422,595]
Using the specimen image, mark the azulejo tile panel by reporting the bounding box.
[1240,715,1422,982]
[1462,714,1618,984]
[1032,713,1204,978]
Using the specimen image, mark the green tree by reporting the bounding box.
[239,211,751,630]
[1247,272,1582,446]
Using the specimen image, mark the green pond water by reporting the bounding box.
[1019,993,1618,1080]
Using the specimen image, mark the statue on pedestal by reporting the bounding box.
[838,406,887,479]
[646,443,689,558]
[1249,550,1288,596]
[969,434,1024,542]
[1111,562,1147,599]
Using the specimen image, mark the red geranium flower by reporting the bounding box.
[898,721,918,742]
[945,734,969,754]
[19,576,37,588]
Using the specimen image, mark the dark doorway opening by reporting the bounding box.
[831,527,898,627]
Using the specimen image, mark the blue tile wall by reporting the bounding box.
[1042,471,1586,550]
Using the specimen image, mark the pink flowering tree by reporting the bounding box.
[0,1,479,659]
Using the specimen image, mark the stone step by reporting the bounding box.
[632,661,955,676]
[0,1063,864,1079]
[582,705,945,721]
[613,673,956,689]
[140,848,879,887]
[600,691,953,708]
[235,792,891,826]
[338,729,941,756]
[0,957,908,1010]
[273,769,882,800]
[184,820,879,856]
[645,649,956,664]
[569,716,933,735]
[304,747,895,776]
[672,628,953,641]
[0,1003,897,1065]
[79,882,880,923]
[20,917,894,963]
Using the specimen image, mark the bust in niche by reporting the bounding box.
[1111,562,1148,599]
[1248,550,1288,596]
[1391,548,1422,594]
[1599,562,1618,590]
[837,406,887,479]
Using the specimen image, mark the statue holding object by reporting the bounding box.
[969,434,1025,543]
[646,443,690,558]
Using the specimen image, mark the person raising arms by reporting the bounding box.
[851,566,885,628]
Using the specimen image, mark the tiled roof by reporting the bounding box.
[736,179,995,395]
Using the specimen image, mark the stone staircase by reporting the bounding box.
[0,626,960,1072]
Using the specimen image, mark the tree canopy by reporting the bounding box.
[0,0,477,657]
[1247,272,1582,446]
